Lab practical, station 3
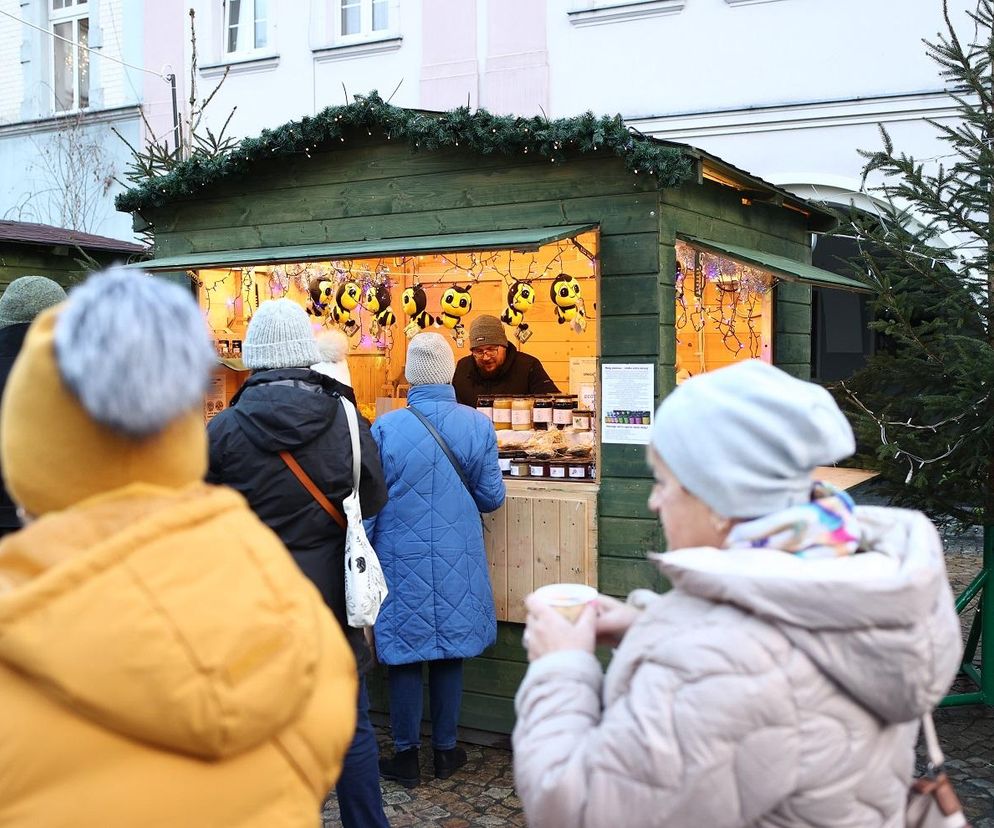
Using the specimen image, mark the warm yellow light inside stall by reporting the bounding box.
[674,240,773,383]
[195,230,600,420]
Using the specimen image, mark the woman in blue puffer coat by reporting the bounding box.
[367,332,505,789]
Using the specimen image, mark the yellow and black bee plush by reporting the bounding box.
[332,279,362,336]
[439,284,473,346]
[306,277,335,322]
[365,284,396,333]
[402,285,436,331]
[501,280,536,342]
[550,272,586,331]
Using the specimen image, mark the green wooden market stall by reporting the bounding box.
[116,94,866,736]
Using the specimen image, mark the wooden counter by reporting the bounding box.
[484,478,599,623]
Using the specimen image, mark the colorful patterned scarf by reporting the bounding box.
[723,482,860,559]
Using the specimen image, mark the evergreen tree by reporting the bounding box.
[839,0,994,527]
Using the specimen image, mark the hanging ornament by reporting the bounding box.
[333,278,362,337]
[402,285,437,338]
[439,284,473,347]
[500,279,536,344]
[550,272,586,332]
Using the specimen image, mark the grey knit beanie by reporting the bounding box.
[243,298,320,369]
[405,332,455,386]
[53,266,215,437]
[468,314,508,349]
[0,275,67,328]
[651,360,856,519]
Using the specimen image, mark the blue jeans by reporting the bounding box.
[387,658,464,752]
[335,677,389,828]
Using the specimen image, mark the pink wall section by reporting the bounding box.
[483,0,548,115]
[420,0,479,110]
[142,0,187,151]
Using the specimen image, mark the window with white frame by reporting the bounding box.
[224,0,269,56]
[50,0,89,112]
[337,0,390,41]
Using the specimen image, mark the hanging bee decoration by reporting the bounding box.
[402,285,437,337]
[329,278,362,337]
[364,284,396,338]
[306,277,336,322]
[550,272,587,333]
[500,279,536,344]
[439,284,473,347]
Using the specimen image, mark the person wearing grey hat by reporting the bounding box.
[0,275,66,535]
[513,360,961,828]
[206,299,390,828]
[451,314,559,406]
[367,332,505,788]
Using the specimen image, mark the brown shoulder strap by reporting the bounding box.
[278,451,347,530]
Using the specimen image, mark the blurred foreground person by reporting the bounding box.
[207,299,390,828]
[0,269,358,827]
[513,360,961,828]
[368,333,505,787]
[0,275,67,536]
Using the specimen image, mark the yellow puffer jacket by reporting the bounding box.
[0,482,358,828]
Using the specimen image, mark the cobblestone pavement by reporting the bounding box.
[324,526,994,826]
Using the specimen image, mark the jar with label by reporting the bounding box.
[528,460,548,478]
[509,459,531,478]
[497,450,520,474]
[532,397,553,430]
[572,409,593,431]
[493,396,513,430]
[568,460,590,480]
[548,460,568,480]
[511,396,534,431]
[477,395,494,422]
[553,395,576,429]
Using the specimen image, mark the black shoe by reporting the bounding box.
[379,747,420,788]
[433,746,468,780]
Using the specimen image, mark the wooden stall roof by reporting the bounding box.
[0,220,146,255]
[115,93,837,233]
[127,225,597,272]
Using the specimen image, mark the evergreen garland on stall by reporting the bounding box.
[115,91,694,214]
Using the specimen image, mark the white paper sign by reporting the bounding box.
[204,374,227,423]
[601,363,654,445]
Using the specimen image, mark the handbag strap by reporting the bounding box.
[340,396,362,497]
[278,450,347,530]
[921,712,945,772]
[408,406,474,498]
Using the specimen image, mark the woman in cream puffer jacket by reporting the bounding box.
[513,361,962,828]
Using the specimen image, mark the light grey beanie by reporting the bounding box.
[651,360,856,519]
[243,298,320,369]
[405,332,455,386]
[53,266,215,437]
[0,275,67,328]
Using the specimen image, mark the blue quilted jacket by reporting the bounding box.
[366,384,506,665]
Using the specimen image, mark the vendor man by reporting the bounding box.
[453,314,560,406]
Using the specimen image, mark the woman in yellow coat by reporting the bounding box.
[0,268,358,827]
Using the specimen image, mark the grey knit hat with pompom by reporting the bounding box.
[53,266,216,438]
[243,298,321,369]
[405,332,455,386]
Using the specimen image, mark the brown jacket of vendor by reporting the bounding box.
[453,343,560,406]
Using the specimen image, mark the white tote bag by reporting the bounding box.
[340,398,389,628]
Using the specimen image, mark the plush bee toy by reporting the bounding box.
[402,285,437,336]
[550,272,587,332]
[364,284,396,337]
[439,284,473,346]
[306,277,336,322]
[332,279,362,336]
[500,280,536,343]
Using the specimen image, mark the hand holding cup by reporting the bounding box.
[522,584,597,661]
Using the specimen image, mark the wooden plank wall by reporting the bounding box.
[143,139,813,735]
[0,244,127,289]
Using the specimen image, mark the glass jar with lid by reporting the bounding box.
[477,394,494,422]
[532,396,553,431]
[493,396,513,430]
[511,396,534,431]
[553,395,577,429]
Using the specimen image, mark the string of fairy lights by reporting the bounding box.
[199,237,597,356]
[674,241,775,361]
